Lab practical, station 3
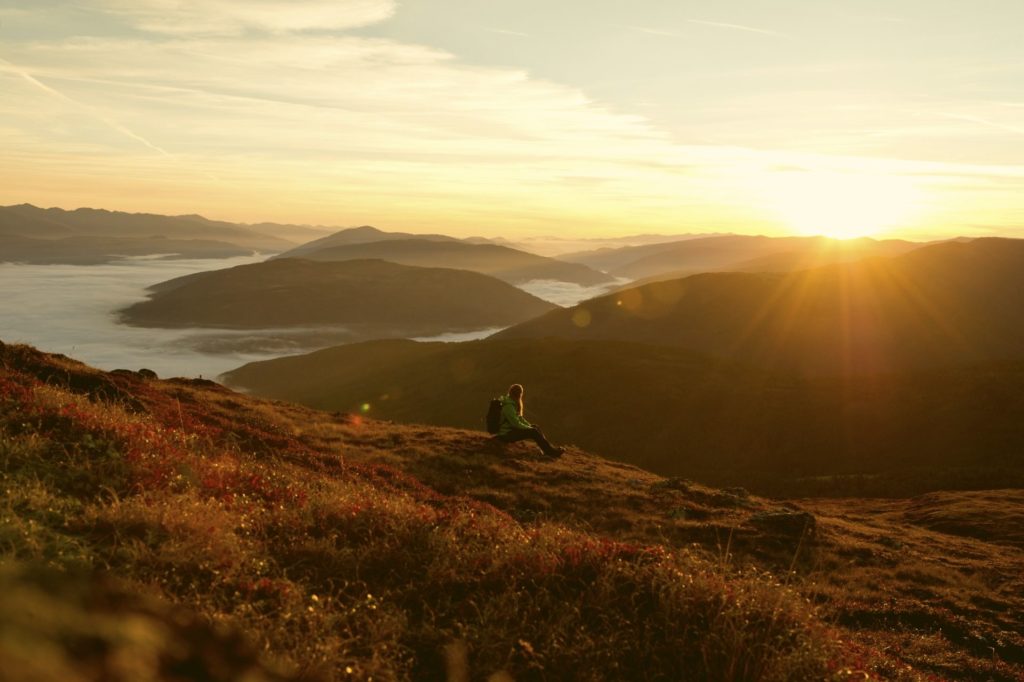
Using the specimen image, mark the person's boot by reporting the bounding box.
[543,446,564,459]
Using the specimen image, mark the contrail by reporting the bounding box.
[628,26,680,38]
[685,19,787,38]
[939,112,1024,136]
[0,54,174,157]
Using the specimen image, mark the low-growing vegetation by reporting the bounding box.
[3,341,1021,680]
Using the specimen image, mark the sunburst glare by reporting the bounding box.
[763,170,924,240]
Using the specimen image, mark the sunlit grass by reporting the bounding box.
[0,342,882,681]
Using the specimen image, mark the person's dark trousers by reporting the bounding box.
[498,427,558,455]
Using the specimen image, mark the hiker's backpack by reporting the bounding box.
[485,398,503,434]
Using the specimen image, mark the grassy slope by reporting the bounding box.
[496,238,1024,376]
[119,258,556,332]
[224,338,1024,495]
[2,342,1022,680]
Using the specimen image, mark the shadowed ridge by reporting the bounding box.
[223,336,1024,496]
[494,237,1024,375]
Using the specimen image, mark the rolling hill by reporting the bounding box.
[3,340,1022,680]
[119,258,557,337]
[280,237,614,286]
[276,225,461,259]
[223,336,1024,496]
[494,238,1024,376]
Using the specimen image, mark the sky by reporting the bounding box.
[1,0,1023,240]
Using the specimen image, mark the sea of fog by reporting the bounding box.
[0,259,619,381]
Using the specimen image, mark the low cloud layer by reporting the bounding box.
[0,257,283,379]
[0,260,579,380]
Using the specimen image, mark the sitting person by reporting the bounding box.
[496,383,563,458]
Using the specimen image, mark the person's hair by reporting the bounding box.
[508,384,524,416]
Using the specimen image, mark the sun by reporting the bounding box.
[763,170,922,240]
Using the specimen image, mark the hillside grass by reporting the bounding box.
[224,337,1024,498]
[0,342,883,681]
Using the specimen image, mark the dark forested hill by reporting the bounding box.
[120,258,557,336]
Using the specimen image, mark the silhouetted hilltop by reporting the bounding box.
[561,233,924,279]
[495,238,1024,375]
[119,258,557,336]
[283,237,614,286]
[278,225,461,259]
[3,340,1022,680]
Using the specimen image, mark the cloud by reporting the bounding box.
[628,20,787,39]
[100,0,396,35]
[0,255,276,380]
[2,7,1023,239]
[0,55,172,157]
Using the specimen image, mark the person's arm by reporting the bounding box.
[501,400,532,429]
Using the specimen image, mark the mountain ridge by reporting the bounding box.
[280,237,615,286]
[494,237,1024,376]
[223,336,1024,497]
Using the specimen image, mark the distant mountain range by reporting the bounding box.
[277,235,614,286]
[0,204,296,261]
[120,258,557,339]
[496,238,1024,375]
[560,234,926,280]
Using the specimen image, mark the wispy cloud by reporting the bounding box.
[0,55,172,157]
[1,4,1022,240]
[684,19,787,38]
[100,0,396,35]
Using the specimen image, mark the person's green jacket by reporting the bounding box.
[498,395,532,435]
